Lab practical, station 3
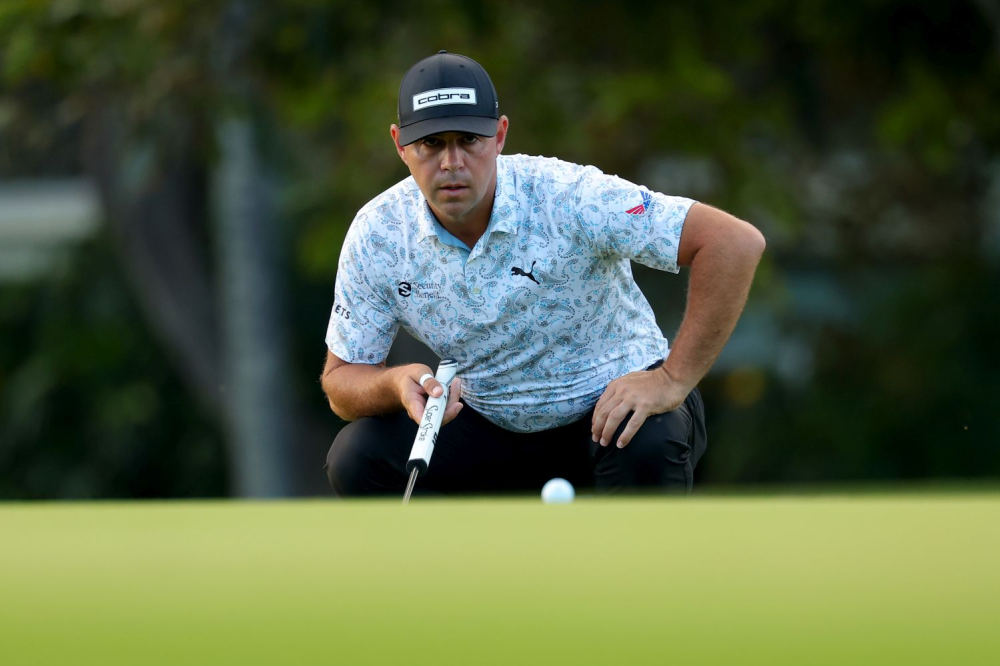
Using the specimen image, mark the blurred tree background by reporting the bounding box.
[1,0,997,498]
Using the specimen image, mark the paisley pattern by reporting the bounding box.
[327,154,695,432]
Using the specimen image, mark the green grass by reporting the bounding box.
[2,494,998,665]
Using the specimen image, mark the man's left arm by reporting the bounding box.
[591,202,766,448]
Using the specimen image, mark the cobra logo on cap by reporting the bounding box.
[413,87,478,111]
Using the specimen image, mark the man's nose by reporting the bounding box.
[440,142,464,170]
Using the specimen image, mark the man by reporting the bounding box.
[321,51,765,496]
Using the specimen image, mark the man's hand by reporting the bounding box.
[591,366,693,448]
[397,364,463,426]
[589,203,765,448]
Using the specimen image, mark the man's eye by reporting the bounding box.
[463,135,480,143]
[422,138,441,147]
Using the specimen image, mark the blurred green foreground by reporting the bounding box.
[2,494,998,665]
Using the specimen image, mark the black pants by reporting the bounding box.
[325,387,707,496]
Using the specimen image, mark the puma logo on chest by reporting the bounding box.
[511,260,540,285]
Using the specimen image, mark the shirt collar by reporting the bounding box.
[489,155,518,235]
[416,194,439,242]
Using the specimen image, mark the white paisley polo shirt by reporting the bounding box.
[327,153,695,433]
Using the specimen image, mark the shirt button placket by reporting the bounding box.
[468,267,479,296]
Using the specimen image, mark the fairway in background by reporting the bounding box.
[2,494,999,665]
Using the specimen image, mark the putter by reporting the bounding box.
[403,359,458,504]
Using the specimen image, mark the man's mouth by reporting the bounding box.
[439,184,468,192]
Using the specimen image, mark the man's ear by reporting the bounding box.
[494,115,510,154]
[390,125,407,163]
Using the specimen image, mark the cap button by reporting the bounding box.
[438,49,447,54]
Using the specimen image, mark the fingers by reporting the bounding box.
[445,377,462,412]
[408,369,461,426]
[419,373,444,398]
[400,365,434,424]
[591,372,667,448]
[591,380,618,445]
[614,411,649,449]
[599,403,634,447]
[442,378,463,426]
[594,399,650,448]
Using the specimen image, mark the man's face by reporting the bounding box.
[391,117,508,228]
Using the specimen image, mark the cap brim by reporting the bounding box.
[397,116,498,146]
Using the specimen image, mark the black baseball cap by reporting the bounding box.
[396,50,499,146]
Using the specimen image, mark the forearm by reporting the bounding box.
[662,226,765,388]
[322,361,409,421]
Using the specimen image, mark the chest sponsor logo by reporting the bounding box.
[413,88,477,111]
[510,260,540,285]
[399,280,443,298]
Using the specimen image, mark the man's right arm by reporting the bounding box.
[320,351,463,425]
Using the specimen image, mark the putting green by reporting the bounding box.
[2,494,998,665]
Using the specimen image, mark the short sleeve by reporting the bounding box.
[572,167,695,273]
[325,219,399,364]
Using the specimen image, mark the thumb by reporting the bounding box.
[409,397,426,424]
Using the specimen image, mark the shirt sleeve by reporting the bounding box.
[325,217,399,364]
[571,166,696,273]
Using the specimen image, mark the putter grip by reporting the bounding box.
[406,359,458,476]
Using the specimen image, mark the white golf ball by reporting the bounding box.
[541,478,575,503]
